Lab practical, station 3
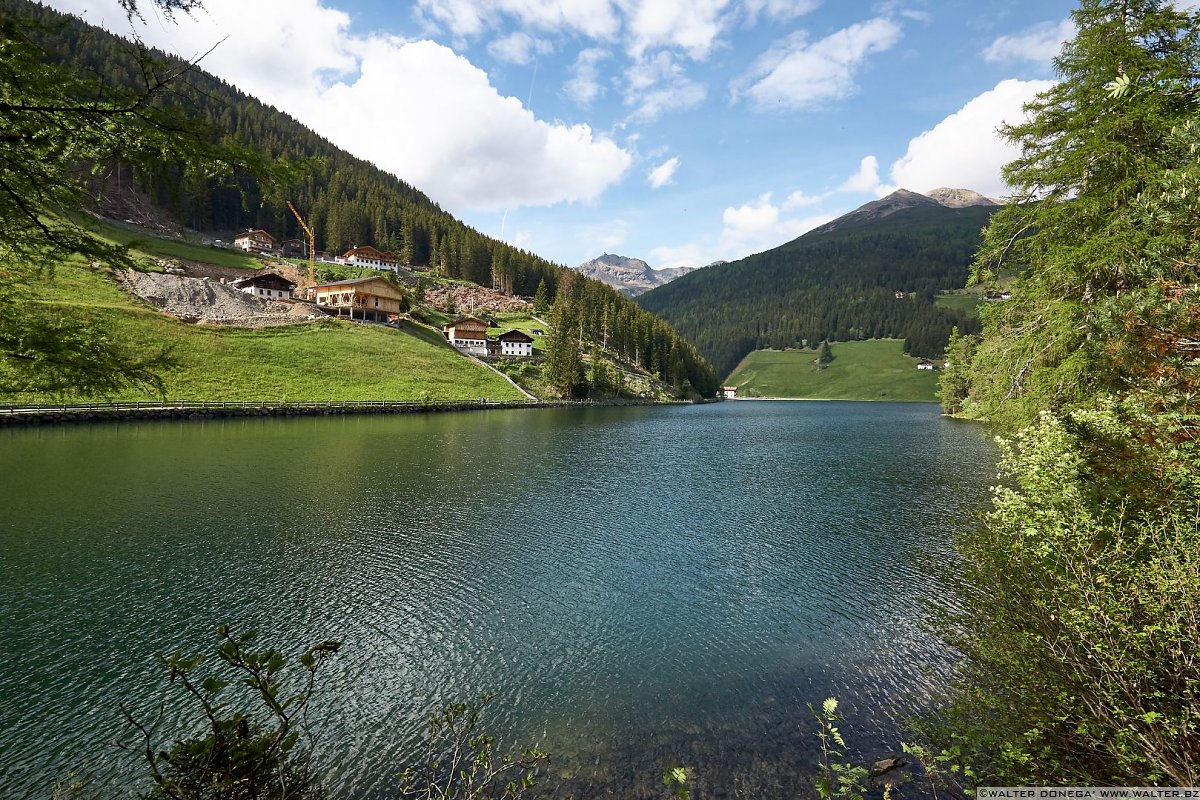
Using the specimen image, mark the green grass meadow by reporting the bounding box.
[8,263,526,403]
[934,290,983,317]
[725,340,939,401]
[78,217,264,270]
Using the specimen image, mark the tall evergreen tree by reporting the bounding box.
[958,0,1200,428]
[532,279,550,314]
[927,1,1200,787]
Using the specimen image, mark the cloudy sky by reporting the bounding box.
[50,0,1077,269]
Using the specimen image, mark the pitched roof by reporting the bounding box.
[231,272,295,290]
[444,317,488,329]
[497,330,533,343]
[311,276,406,299]
[234,229,276,242]
[343,245,400,262]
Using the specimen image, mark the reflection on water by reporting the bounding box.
[0,402,995,798]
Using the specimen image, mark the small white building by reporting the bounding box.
[233,229,276,254]
[229,272,295,300]
[497,330,534,357]
[443,318,490,356]
[720,386,737,399]
[917,359,936,370]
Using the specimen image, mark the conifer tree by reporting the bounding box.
[532,279,550,314]
[960,0,1200,428]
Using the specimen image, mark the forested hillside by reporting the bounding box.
[637,199,992,377]
[7,0,558,294]
[2,0,716,398]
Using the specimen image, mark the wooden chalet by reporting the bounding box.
[312,276,406,322]
[230,272,296,300]
[342,246,403,271]
[443,318,489,355]
[233,229,276,254]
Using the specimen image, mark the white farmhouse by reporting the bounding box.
[233,229,276,254]
[342,246,403,271]
[497,330,534,357]
[229,272,296,300]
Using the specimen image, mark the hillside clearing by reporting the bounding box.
[726,340,938,401]
[5,262,526,403]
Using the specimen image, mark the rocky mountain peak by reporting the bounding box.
[575,254,696,297]
[924,187,1000,208]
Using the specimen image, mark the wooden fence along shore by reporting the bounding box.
[0,398,677,426]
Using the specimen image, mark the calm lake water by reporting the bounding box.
[0,402,996,799]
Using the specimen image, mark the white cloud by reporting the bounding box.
[651,192,835,269]
[648,157,681,188]
[417,0,621,40]
[735,17,903,111]
[743,0,821,25]
[317,39,631,210]
[624,51,707,119]
[621,0,731,59]
[782,189,824,209]
[46,0,632,213]
[418,0,819,63]
[838,155,893,196]
[888,78,1055,198]
[488,31,551,64]
[51,0,360,107]
[983,18,1074,66]
[564,47,610,105]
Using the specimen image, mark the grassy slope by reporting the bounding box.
[934,289,983,316]
[79,217,264,270]
[726,340,938,401]
[8,262,525,403]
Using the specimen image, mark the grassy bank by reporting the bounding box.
[6,262,526,403]
[78,216,264,270]
[726,340,938,401]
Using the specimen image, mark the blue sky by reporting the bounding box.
[51,0,1079,268]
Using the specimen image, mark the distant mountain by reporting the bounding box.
[637,189,997,377]
[925,187,1000,208]
[811,187,998,235]
[574,254,696,297]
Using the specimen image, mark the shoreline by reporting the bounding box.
[729,396,939,403]
[0,397,691,428]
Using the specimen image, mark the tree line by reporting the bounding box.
[637,203,990,377]
[544,270,717,397]
[7,0,564,298]
[927,0,1200,787]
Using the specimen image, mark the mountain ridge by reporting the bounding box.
[812,187,998,235]
[574,254,696,297]
[637,191,996,376]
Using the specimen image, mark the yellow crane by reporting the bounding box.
[286,201,317,299]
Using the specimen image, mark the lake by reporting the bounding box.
[0,401,996,798]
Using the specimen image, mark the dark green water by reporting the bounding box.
[0,402,995,798]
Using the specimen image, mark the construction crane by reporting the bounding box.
[286,201,317,300]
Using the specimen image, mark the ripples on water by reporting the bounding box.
[0,402,996,799]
